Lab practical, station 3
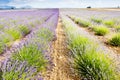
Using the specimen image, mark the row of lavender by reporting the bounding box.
[61,8,120,48]
[66,9,120,47]
[62,9,120,33]
[61,9,120,19]
[0,9,56,54]
[62,15,118,80]
[0,9,59,79]
[68,15,120,47]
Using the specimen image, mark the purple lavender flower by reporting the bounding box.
[0,9,59,80]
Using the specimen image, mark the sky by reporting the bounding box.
[0,0,120,8]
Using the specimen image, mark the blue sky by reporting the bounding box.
[0,0,120,8]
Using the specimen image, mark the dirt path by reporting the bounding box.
[44,18,80,80]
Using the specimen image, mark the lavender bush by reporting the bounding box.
[62,16,118,80]
[0,9,58,54]
[1,59,37,80]
[0,9,59,79]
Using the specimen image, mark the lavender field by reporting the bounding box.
[0,8,120,80]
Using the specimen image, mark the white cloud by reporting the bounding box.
[7,0,120,8]
[27,0,81,8]
[7,0,46,8]
[57,0,81,8]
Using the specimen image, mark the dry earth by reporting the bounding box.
[44,18,80,80]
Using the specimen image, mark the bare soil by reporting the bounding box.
[44,18,80,80]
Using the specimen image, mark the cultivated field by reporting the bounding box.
[0,8,120,80]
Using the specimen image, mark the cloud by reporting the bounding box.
[24,0,81,8]
[57,0,81,8]
[10,0,45,3]
[0,0,11,5]
[7,0,82,8]
[6,0,120,8]
[7,0,46,7]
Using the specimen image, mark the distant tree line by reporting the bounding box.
[86,6,120,9]
[0,6,16,10]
